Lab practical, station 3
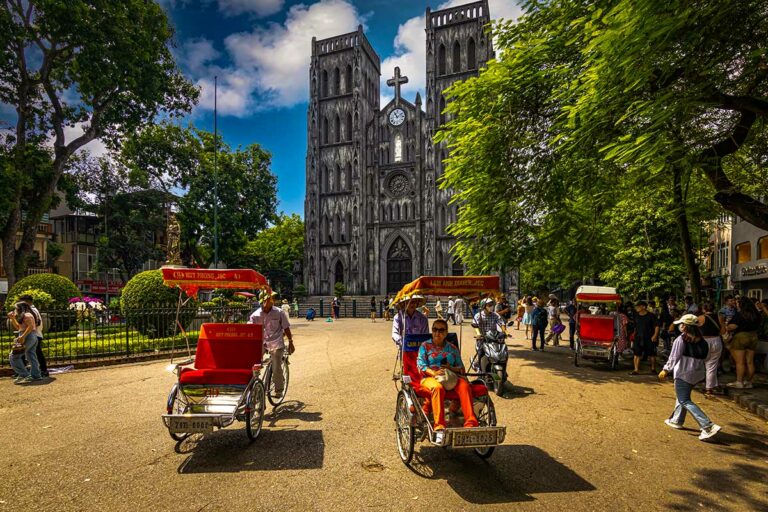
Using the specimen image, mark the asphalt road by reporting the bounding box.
[1,318,767,511]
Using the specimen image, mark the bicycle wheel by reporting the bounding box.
[266,353,290,406]
[245,380,265,441]
[167,385,189,442]
[395,390,414,465]
[474,397,497,459]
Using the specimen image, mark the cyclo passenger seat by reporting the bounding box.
[179,323,263,386]
[401,334,488,399]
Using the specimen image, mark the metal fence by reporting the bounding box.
[2,305,251,368]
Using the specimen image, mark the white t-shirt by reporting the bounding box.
[281,304,291,316]
[31,306,43,338]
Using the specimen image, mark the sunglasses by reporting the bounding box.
[432,328,447,333]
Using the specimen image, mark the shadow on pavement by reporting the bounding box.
[407,444,595,504]
[665,423,768,511]
[500,382,535,400]
[266,400,323,427]
[512,348,656,385]
[176,429,324,473]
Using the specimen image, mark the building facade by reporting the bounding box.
[731,217,768,301]
[304,0,494,295]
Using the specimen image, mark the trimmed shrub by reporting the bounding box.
[7,273,80,309]
[7,274,80,332]
[121,270,197,338]
[6,288,54,309]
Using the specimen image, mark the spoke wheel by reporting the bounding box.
[474,397,497,459]
[610,346,619,370]
[395,390,415,465]
[245,380,266,441]
[167,385,190,442]
[266,355,290,407]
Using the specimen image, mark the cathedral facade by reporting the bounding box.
[304,1,494,295]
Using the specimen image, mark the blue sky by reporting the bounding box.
[151,1,522,217]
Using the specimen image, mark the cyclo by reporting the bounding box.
[392,276,507,465]
[160,268,287,442]
[573,285,623,369]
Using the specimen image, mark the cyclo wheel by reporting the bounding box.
[266,353,290,407]
[610,345,619,370]
[167,385,190,442]
[474,397,497,459]
[245,380,266,441]
[395,390,415,465]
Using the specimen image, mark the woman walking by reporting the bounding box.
[698,302,723,397]
[659,314,721,441]
[522,296,534,339]
[9,302,43,383]
[725,297,761,389]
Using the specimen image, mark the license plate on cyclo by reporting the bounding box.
[452,429,498,447]
[168,416,214,433]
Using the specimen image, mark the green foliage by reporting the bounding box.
[231,214,304,272]
[334,282,346,298]
[121,270,197,338]
[7,273,80,309]
[46,242,64,266]
[293,284,307,298]
[5,288,54,310]
[121,124,278,267]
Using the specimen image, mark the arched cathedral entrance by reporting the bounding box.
[386,237,412,293]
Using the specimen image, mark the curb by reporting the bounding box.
[721,388,768,421]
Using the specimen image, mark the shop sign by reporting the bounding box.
[741,264,768,277]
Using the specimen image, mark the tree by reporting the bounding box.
[120,124,278,267]
[230,214,304,272]
[0,0,197,286]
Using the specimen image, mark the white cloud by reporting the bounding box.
[218,0,285,17]
[380,0,524,105]
[186,0,363,116]
[62,124,110,157]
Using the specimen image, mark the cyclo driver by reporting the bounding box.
[471,297,505,372]
[249,290,295,399]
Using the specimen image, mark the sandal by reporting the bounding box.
[628,371,640,376]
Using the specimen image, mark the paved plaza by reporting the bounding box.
[1,319,767,511]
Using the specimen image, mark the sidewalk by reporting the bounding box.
[714,372,768,420]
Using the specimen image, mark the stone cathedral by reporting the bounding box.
[304,0,494,295]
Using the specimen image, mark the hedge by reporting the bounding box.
[7,273,80,309]
[121,270,197,338]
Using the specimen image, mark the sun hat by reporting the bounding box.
[401,294,426,305]
[282,299,288,304]
[258,290,278,302]
[673,313,699,326]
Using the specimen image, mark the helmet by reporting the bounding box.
[480,297,495,308]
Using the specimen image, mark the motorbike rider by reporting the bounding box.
[471,297,505,372]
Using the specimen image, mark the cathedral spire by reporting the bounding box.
[386,66,408,105]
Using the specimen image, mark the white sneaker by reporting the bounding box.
[699,424,721,441]
[433,430,446,446]
[743,381,754,389]
[664,419,683,430]
[726,381,745,389]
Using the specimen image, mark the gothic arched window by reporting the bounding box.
[335,165,341,192]
[323,116,329,144]
[345,64,353,93]
[346,113,353,141]
[453,41,461,73]
[394,134,403,163]
[334,115,341,143]
[322,164,329,192]
[438,44,446,75]
[467,37,477,70]
[333,67,340,95]
[321,70,329,98]
[334,214,341,243]
[346,162,352,190]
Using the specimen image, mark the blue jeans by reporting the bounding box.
[670,379,712,429]
[10,332,41,379]
[531,325,545,349]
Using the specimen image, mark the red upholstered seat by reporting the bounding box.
[178,323,263,386]
[401,336,488,399]
[579,315,615,345]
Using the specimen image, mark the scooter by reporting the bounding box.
[471,330,509,397]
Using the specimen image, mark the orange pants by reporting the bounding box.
[420,377,479,429]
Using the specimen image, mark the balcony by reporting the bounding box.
[37,223,53,236]
[0,266,52,278]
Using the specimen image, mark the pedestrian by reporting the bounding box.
[629,300,659,375]
[698,302,723,397]
[248,291,295,400]
[383,295,391,321]
[495,296,511,336]
[659,314,721,441]
[613,304,630,355]
[292,297,299,318]
[454,295,465,325]
[8,301,43,383]
[471,300,479,318]
[566,300,577,350]
[530,299,548,351]
[471,297,505,371]
[11,293,48,377]
[281,299,291,317]
[370,296,377,323]
[522,296,535,339]
[392,295,429,346]
[545,297,562,346]
[332,296,340,320]
[446,296,456,325]
[515,299,525,330]
[434,298,444,320]
[757,299,768,340]
[725,296,761,389]
[684,295,699,315]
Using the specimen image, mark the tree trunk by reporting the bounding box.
[2,204,22,289]
[672,167,702,303]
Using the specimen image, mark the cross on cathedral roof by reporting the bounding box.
[386,66,409,105]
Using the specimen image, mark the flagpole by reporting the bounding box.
[213,75,219,268]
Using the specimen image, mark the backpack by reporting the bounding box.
[683,338,709,360]
[533,307,548,328]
